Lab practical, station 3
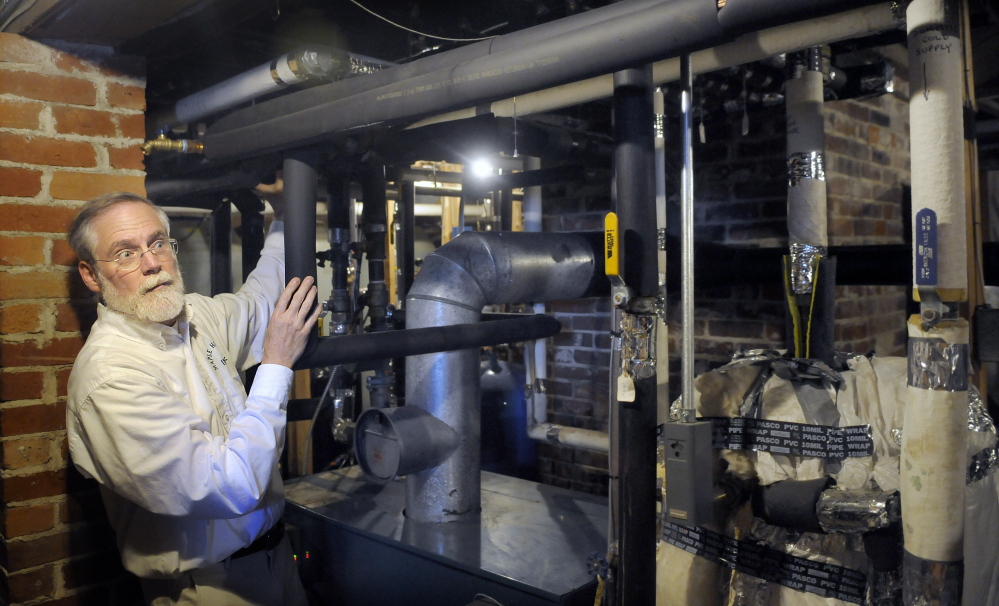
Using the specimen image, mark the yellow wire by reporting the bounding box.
[804,256,821,359]
[783,256,803,358]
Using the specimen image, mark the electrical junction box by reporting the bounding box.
[663,420,715,528]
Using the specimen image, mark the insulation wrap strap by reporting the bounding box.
[968,443,998,484]
[907,337,969,391]
[901,552,963,605]
[661,522,867,604]
[703,417,874,459]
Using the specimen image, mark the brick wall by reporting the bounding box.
[0,33,145,605]
[537,55,911,493]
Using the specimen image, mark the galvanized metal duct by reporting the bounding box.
[404,231,601,523]
[902,0,969,602]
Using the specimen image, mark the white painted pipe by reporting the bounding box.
[408,3,898,129]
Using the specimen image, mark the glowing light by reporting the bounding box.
[470,159,492,178]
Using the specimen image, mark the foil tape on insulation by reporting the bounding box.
[787,151,826,186]
[816,489,900,534]
[907,337,969,391]
[789,243,826,295]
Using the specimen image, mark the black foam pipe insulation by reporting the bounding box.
[751,477,833,534]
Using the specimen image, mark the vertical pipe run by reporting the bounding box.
[327,176,353,335]
[654,88,670,424]
[680,55,696,424]
[210,201,233,295]
[903,0,968,603]
[397,181,416,304]
[612,64,657,606]
[283,154,319,287]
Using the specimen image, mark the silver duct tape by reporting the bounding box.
[816,489,900,534]
[669,396,683,421]
[907,338,969,391]
[348,57,389,77]
[789,243,826,295]
[654,112,665,140]
[867,569,903,606]
[968,384,995,433]
[901,553,963,606]
[787,151,826,186]
[621,313,656,379]
[657,227,667,252]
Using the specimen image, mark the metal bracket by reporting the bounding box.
[918,286,946,330]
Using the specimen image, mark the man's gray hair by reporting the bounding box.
[68,192,170,265]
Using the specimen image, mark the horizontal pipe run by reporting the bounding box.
[410,3,898,129]
[294,314,561,370]
[527,423,610,452]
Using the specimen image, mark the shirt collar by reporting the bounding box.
[95,299,194,347]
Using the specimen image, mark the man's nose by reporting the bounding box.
[140,248,162,274]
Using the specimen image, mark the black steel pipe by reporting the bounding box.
[398,181,416,304]
[293,314,561,370]
[210,201,233,295]
[145,170,262,204]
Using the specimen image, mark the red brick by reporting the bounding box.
[107,145,145,171]
[1,502,55,537]
[52,106,116,138]
[0,335,84,366]
[0,166,43,197]
[0,468,87,503]
[50,172,146,201]
[0,133,97,168]
[6,522,112,570]
[51,239,78,267]
[0,370,44,401]
[40,585,113,606]
[0,303,43,334]
[0,403,65,435]
[56,367,73,398]
[0,270,74,299]
[0,33,50,65]
[0,70,96,105]
[8,564,55,602]
[2,436,55,470]
[115,113,145,139]
[3,203,79,234]
[56,302,88,333]
[0,98,43,129]
[0,235,45,265]
[107,83,145,111]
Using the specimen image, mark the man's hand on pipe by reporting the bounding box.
[262,276,322,368]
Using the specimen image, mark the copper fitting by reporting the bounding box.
[141,133,205,156]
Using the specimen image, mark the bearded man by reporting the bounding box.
[66,191,320,605]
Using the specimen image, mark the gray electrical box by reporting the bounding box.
[663,420,715,528]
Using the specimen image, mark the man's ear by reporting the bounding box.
[79,261,101,294]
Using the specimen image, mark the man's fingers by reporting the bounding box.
[297,286,318,321]
[276,277,301,311]
[305,291,323,328]
[288,276,314,309]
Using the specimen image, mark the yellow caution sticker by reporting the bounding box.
[605,212,619,277]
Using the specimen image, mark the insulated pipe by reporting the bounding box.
[785,47,828,291]
[409,3,897,130]
[654,89,670,425]
[680,55,696,425]
[202,0,728,159]
[612,65,658,606]
[716,0,878,37]
[405,231,601,523]
[902,0,968,603]
[156,48,350,129]
[145,170,263,204]
[294,314,561,369]
[283,154,319,288]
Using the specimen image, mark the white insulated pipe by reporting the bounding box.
[785,48,828,295]
[408,3,899,130]
[902,0,968,602]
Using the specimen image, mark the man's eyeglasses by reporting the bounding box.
[95,239,179,273]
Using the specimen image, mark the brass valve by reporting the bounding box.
[141,133,204,156]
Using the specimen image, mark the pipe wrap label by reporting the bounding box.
[915,208,938,286]
[661,522,867,604]
[907,337,969,391]
[705,417,873,459]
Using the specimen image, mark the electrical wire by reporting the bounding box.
[348,0,497,42]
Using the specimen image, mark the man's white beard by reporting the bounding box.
[99,270,186,324]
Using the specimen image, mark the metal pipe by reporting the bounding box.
[397,180,416,304]
[680,54,696,424]
[612,65,658,606]
[294,314,562,369]
[902,0,968,602]
[409,3,898,130]
[202,0,727,159]
[405,231,601,523]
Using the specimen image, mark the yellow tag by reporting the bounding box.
[604,212,620,277]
